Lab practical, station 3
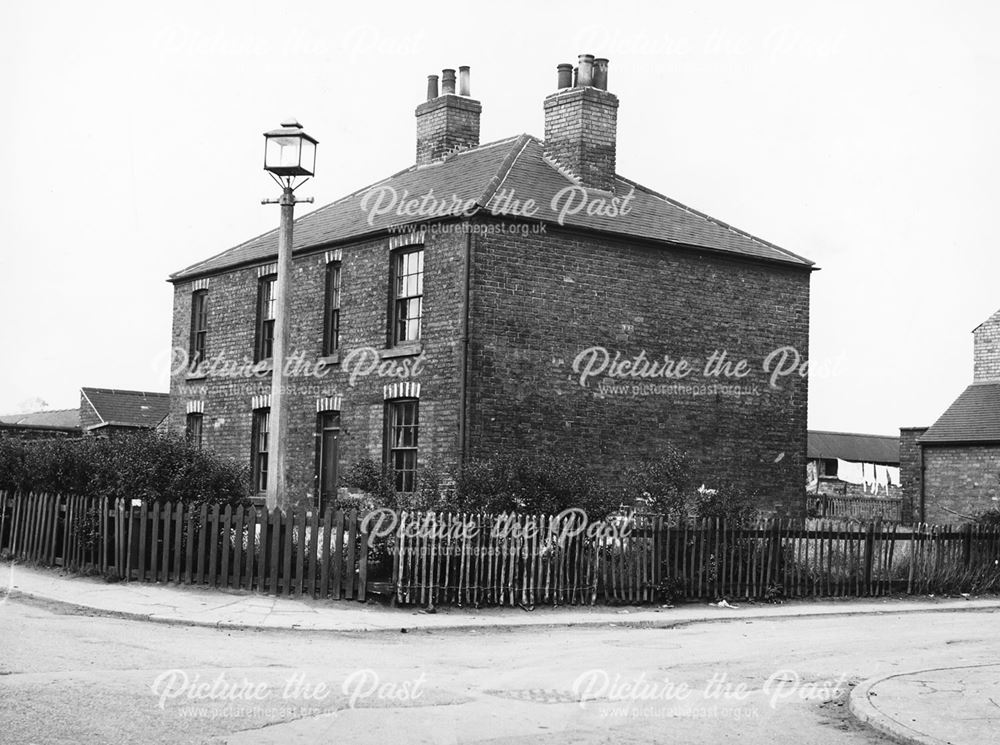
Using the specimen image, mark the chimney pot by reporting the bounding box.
[441,68,456,95]
[556,63,573,89]
[577,54,595,86]
[458,65,471,96]
[593,58,609,90]
[426,74,439,101]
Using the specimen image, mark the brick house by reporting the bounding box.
[166,57,814,515]
[80,387,170,436]
[901,308,1000,523]
[1,388,169,440]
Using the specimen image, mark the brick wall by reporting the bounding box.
[467,221,811,517]
[168,228,467,510]
[974,308,1000,382]
[169,216,812,516]
[922,444,1000,522]
[899,426,927,523]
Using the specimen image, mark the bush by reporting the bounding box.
[618,448,695,517]
[340,457,458,513]
[691,482,762,526]
[341,458,396,509]
[344,451,608,517]
[0,431,250,507]
[453,451,609,517]
[341,450,764,525]
[977,509,1000,527]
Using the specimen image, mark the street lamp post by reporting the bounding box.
[262,119,318,511]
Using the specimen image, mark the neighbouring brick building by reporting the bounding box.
[0,388,169,440]
[166,56,815,514]
[902,308,1000,523]
[80,387,170,436]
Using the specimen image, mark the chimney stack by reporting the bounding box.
[415,65,482,165]
[974,309,1000,383]
[544,54,619,191]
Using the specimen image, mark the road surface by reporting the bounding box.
[1,596,996,744]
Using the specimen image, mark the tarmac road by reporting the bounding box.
[1,596,996,744]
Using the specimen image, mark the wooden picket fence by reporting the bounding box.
[3,491,1000,607]
[817,495,904,523]
[391,512,1000,606]
[0,491,369,600]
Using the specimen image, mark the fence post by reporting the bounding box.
[863,522,875,595]
[962,522,973,568]
[768,520,781,590]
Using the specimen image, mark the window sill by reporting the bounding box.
[380,343,423,359]
[185,372,208,381]
[253,359,273,373]
[319,353,340,365]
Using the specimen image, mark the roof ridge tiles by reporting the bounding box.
[477,134,534,209]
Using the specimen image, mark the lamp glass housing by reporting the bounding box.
[263,122,318,177]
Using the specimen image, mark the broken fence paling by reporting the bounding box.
[815,495,904,522]
[2,492,999,606]
[387,512,1000,605]
[0,492,369,600]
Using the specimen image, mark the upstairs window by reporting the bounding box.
[390,249,423,346]
[185,413,203,449]
[189,290,209,368]
[323,262,341,356]
[255,275,276,362]
[385,399,418,493]
[251,408,270,494]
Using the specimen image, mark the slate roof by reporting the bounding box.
[0,408,81,431]
[920,383,1000,444]
[171,134,814,281]
[80,388,170,430]
[807,430,900,465]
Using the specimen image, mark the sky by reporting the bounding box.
[0,0,997,436]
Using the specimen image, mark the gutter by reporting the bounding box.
[0,423,81,434]
[918,443,926,523]
[457,228,473,467]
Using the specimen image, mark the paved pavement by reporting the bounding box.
[4,561,1000,744]
[3,561,998,634]
[850,663,1000,745]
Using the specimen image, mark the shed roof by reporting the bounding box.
[807,430,900,464]
[0,408,81,430]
